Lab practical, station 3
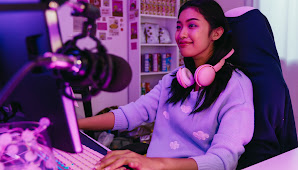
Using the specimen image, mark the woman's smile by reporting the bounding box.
[178,40,193,48]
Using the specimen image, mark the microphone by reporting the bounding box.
[42,52,132,94]
[103,54,132,92]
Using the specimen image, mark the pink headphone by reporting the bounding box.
[177,49,234,88]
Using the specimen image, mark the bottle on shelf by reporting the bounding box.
[141,0,176,17]
[141,53,172,73]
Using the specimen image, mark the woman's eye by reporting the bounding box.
[176,25,181,30]
[188,24,197,28]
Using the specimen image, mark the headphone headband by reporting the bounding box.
[223,48,234,60]
[213,48,234,72]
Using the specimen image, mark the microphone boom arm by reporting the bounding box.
[56,1,113,101]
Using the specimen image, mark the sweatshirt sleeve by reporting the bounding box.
[112,79,163,131]
[191,72,254,170]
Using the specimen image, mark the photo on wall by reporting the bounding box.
[112,0,123,17]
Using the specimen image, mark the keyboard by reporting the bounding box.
[53,144,104,170]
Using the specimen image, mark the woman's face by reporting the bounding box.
[175,8,215,64]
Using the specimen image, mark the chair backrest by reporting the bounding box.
[225,7,298,169]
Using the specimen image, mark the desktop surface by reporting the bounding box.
[244,147,298,170]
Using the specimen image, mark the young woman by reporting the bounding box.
[79,0,254,169]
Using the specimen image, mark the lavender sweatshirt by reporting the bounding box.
[112,69,254,170]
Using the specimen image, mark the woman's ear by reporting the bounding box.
[211,27,224,41]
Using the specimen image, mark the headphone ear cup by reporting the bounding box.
[194,64,216,87]
[176,68,195,88]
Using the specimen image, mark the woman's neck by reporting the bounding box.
[192,47,214,68]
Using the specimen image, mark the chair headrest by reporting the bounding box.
[225,6,256,17]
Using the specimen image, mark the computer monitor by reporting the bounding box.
[0,1,82,153]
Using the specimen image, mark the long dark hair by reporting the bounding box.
[167,0,237,113]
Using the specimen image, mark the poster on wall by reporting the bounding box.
[130,0,136,11]
[102,0,110,7]
[131,22,137,39]
[108,17,119,36]
[129,0,138,20]
[131,42,137,50]
[101,7,112,17]
[112,0,123,17]
[89,0,101,8]
[97,22,108,31]
[99,32,107,40]
[101,0,111,17]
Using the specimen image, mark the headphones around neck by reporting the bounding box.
[176,49,234,88]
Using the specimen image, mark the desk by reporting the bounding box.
[244,147,298,170]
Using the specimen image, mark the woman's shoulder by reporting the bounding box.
[230,69,252,86]
[213,69,254,110]
[224,69,253,101]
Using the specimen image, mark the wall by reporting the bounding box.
[281,61,298,133]
[253,0,298,135]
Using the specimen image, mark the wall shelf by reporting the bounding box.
[128,0,180,102]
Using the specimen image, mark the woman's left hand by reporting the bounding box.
[95,150,163,170]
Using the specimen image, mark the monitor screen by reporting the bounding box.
[0,1,82,153]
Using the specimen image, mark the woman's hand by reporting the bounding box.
[95,150,164,170]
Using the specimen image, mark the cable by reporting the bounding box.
[0,57,64,107]
[0,61,37,107]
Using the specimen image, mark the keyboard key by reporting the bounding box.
[53,144,104,170]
